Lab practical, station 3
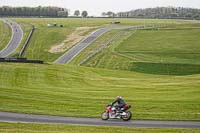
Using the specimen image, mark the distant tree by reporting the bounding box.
[57,11,68,17]
[74,10,80,16]
[114,7,200,20]
[1,6,200,20]
[117,12,123,18]
[101,12,107,17]
[106,11,115,17]
[81,11,88,18]
[0,6,69,17]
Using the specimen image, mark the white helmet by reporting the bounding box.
[116,96,122,100]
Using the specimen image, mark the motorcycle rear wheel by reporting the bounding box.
[121,111,132,121]
[101,111,109,120]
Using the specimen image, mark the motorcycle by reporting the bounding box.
[101,104,132,121]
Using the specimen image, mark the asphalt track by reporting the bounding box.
[0,19,23,58]
[54,26,139,64]
[0,112,199,128]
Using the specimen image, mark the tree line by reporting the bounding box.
[0,6,88,18]
[74,10,88,17]
[102,7,200,20]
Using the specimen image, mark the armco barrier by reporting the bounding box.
[0,58,43,64]
[19,25,35,58]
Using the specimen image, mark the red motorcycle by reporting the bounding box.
[101,104,132,121]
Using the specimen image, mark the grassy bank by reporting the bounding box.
[0,18,199,121]
[0,20,12,50]
[81,24,200,75]
[69,29,122,65]
[0,63,199,120]
[1,122,199,133]
[9,18,186,62]
[10,18,114,62]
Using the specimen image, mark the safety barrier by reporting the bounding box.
[19,25,35,58]
[0,58,43,64]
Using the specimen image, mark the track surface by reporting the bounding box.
[0,112,199,128]
[55,26,137,64]
[0,19,23,57]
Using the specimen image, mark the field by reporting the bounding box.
[0,18,200,132]
[0,63,199,120]
[74,23,200,75]
[9,18,186,62]
[0,122,199,133]
[0,20,11,51]
[10,18,114,61]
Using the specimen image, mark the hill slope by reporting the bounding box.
[0,63,199,120]
[10,18,185,62]
[0,18,199,121]
[80,23,200,75]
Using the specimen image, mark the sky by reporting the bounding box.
[0,0,200,16]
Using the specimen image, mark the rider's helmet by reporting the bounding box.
[116,96,122,100]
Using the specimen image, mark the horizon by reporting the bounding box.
[1,0,200,16]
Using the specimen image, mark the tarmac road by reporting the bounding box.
[0,19,23,58]
[0,112,199,128]
[54,26,139,64]
[54,28,110,64]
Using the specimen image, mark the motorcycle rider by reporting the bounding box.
[111,96,126,113]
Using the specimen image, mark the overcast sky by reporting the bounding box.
[1,0,200,16]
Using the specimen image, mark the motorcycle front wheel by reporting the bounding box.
[101,111,109,120]
[121,111,132,121]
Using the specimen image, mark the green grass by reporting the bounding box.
[115,29,200,64]
[0,19,199,122]
[0,20,12,51]
[10,21,33,58]
[0,63,199,120]
[0,122,199,133]
[70,29,122,65]
[80,23,200,75]
[8,18,189,62]
[9,18,115,62]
